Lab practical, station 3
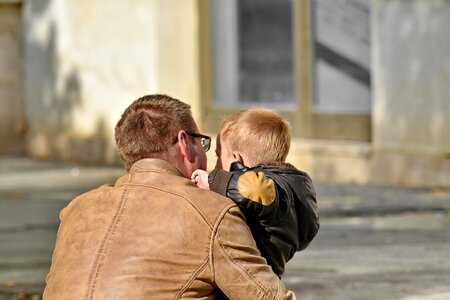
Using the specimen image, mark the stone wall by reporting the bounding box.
[17,0,450,187]
[0,2,25,154]
[370,0,450,186]
[287,0,450,188]
[23,0,201,164]
[373,0,450,153]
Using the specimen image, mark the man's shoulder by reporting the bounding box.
[127,173,238,221]
[187,184,236,209]
[181,184,241,224]
[74,183,115,200]
[73,183,114,201]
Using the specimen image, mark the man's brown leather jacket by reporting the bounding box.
[43,159,296,299]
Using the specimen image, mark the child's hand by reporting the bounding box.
[191,169,210,189]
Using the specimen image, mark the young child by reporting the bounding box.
[191,108,319,277]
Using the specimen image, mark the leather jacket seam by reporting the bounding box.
[176,203,235,298]
[214,206,279,299]
[131,169,168,174]
[129,168,180,177]
[175,256,210,299]
[216,235,277,299]
[210,203,236,283]
[85,187,129,300]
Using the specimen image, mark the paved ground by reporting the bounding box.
[0,157,449,300]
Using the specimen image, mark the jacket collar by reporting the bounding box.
[128,158,183,177]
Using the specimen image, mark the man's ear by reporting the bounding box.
[231,151,245,164]
[177,130,195,162]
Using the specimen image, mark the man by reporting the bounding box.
[43,94,296,299]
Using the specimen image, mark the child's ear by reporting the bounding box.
[232,151,245,164]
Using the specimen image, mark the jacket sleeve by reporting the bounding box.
[212,205,297,300]
[208,166,279,224]
[208,165,292,276]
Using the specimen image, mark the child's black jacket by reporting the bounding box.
[208,161,320,276]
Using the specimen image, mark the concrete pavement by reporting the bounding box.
[0,157,449,300]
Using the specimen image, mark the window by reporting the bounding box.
[312,0,371,114]
[210,0,296,107]
[200,0,371,140]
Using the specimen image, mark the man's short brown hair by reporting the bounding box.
[115,94,196,170]
[219,108,291,166]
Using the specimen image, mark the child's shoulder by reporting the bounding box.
[230,160,309,177]
[258,160,296,169]
[256,160,311,178]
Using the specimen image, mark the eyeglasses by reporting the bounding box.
[186,132,211,152]
[173,131,211,152]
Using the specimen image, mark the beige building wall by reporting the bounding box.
[23,0,201,164]
[0,2,25,154]
[285,0,450,188]
[19,0,449,187]
[370,0,450,187]
[155,0,202,123]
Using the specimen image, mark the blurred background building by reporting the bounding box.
[1,0,449,188]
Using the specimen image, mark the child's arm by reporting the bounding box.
[191,169,210,189]
[208,162,279,221]
[209,162,319,238]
